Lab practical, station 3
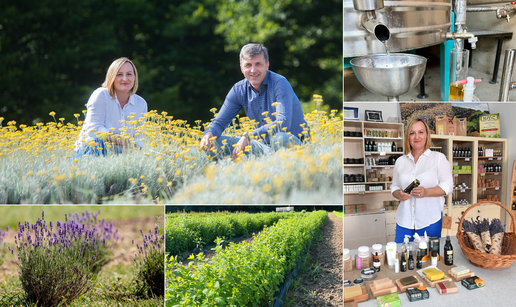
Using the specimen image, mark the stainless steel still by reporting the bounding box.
[344,0,452,57]
[499,49,516,101]
[350,54,428,101]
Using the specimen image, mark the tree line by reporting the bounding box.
[0,0,341,126]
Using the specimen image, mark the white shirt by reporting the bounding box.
[390,149,453,230]
[75,87,148,149]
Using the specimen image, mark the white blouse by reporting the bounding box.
[390,149,453,230]
[75,88,148,149]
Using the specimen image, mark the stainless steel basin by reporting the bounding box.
[350,53,427,101]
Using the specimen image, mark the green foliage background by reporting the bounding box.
[0,0,341,126]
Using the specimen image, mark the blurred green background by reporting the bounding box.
[0,0,342,126]
[0,205,163,230]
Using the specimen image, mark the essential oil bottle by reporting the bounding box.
[444,235,454,266]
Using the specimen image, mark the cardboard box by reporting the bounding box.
[344,257,354,272]
[344,204,366,214]
[436,116,468,136]
[479,113,500,138]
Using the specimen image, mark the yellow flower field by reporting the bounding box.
[0,98,343,204]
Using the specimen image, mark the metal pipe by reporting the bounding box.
[454,0,467,50]
[353,0,384,11]
[361,12,391,42]
[499,49,516,102]
[467,7,500,11]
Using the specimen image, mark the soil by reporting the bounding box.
[0,216,163,281]
[285,212,344,306]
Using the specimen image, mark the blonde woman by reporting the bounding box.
[75,57,148,156]
[390,118,453,243]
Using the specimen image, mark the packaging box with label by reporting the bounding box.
[436,116,468,136]
[479,113,500,138]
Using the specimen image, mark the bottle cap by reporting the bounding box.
[372,244,383,254]
[358,246,370,257]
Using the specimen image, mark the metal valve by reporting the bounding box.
[497,8,510,22]
[468,36,478,49]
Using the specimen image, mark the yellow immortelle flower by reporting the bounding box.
[156,156,162,161]
[167,181,172,187]
[49,111,56,116]
[91,175,96,180]
[175,169,181,176]
[262,184,272,193]
[157,177,164,183]
[140,175,145,179]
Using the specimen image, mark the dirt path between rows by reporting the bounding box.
[286,212,343,306]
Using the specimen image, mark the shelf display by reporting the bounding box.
[344,120,508,248]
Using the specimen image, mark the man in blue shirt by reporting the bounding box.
[200,43,310,160]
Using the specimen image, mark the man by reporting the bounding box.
[200,43,309,160]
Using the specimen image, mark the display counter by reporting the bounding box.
[344,236,515,306]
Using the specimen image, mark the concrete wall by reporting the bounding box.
[466,3,516,77]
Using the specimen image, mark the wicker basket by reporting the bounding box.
[457,201,516,269]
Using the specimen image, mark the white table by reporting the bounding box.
[345,236,516,306]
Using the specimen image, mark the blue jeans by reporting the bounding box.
[206,132,302,159]
[74,136,123,157]
[394,214,443,243]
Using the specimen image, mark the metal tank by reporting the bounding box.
[344,0,452,58]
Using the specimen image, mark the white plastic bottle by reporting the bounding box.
[463,76,480,102]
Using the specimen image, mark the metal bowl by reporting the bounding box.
[350,54,427,100]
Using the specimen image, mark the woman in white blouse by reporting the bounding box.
[391,118,453,243]
[75,57,148,156]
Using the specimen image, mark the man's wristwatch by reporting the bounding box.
[242,131,250,142]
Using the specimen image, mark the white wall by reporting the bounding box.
[343,102,401,122]
[485,102,516,206]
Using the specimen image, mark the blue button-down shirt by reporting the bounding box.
[205,71,309,142]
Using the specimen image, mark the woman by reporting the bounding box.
[75,57,148,156]
[390,118,453,243]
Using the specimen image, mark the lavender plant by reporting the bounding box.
[12,210,119,306]
[133,221,165,297]
[0,226,8,267]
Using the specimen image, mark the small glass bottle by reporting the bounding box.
[400,253,407,272]
[431,250,438,267]
[374,252,381,272]
[444,235,454,266]
[416,250,423,269]
[408,251,414,270]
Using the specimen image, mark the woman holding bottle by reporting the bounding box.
[390,118,453,243]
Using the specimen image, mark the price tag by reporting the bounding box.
[359,191,365,195]
[497,157,502,160]
[380,152,386,156]
[488,158,493,160]
[385,166,391,170]
[465,158,470,161]
[454,173,458,177]
[495,186,500,190]
[460,189,465,193]
[482,188,487,191]
[481,173,485,176]
[494,173,499,175]
[365,152,371,156]
[366,166,372,170]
